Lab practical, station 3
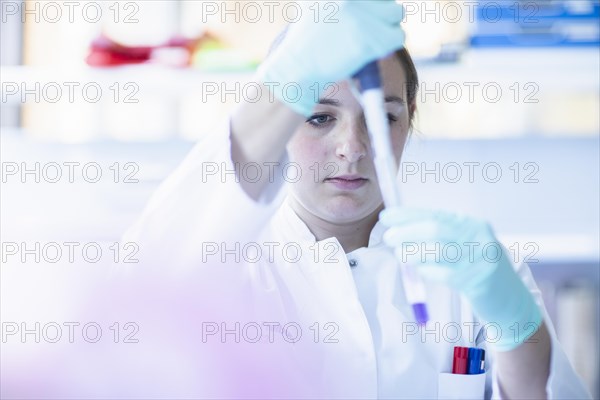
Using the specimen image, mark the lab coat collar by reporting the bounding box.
[276,196,317,243]
[276,196,387,252]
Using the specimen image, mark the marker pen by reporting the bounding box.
[467,348,485,374]
[452,346,469,374]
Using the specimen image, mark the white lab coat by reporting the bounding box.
[125,117,591,399]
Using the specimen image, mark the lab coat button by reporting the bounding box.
[349,259,358,268]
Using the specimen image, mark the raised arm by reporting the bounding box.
[230,86,303,200]
[230,1,407,200]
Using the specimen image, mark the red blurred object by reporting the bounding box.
[452,346,469,374]
[86,33,206,67]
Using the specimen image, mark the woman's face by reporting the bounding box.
[287,55,413,224]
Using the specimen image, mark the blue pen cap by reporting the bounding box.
[467,347,485,374]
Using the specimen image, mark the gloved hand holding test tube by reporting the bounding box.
[353,62,429,325]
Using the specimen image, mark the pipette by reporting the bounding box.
[354,61,429,325]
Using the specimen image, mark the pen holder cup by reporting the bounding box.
[437,371,487,400]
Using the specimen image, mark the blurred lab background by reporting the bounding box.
[1,0,598,397]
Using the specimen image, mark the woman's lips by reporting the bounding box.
[324,177,368,190]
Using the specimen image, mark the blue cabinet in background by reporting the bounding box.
[470,0,600,47]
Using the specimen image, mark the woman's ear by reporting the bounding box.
[407,100,417,133]
[409,101,417,121]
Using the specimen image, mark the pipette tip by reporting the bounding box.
[413,303,429,325]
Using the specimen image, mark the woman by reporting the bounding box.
[128,2,589,399]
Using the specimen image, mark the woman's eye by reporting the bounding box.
[307,113,394,127]
[307,114,334,127]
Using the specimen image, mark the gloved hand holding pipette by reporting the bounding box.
[257,0,406,116]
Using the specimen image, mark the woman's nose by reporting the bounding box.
[335,122,368,163]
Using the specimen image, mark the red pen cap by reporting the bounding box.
[452,346,469,374]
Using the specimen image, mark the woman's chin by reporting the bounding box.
[320,197,375,222]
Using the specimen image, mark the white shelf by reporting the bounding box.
[418,47,600,91]
[2,48,598,102]
[0,64,254,104]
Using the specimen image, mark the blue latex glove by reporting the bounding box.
[257,0,405,116]
[380,207,543,352]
